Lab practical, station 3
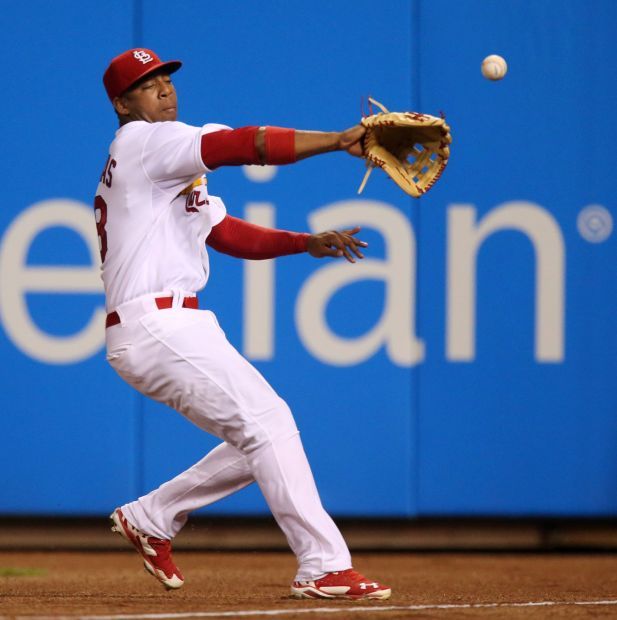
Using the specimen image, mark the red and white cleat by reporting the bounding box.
[291,568,391,600]
[110,508,184,590]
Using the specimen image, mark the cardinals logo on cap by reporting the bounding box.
[133,50,154,64]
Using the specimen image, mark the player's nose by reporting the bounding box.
[158,78,173,97]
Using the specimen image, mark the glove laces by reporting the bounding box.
[357,97,389,194]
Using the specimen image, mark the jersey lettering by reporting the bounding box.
[185,188,208,213]
[99,155,117,188]
[94,195,108,262]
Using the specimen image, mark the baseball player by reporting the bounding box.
[98,48,390,600]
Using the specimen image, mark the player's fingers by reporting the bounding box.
[341,227,368,248]
[348,241,365,260]
[330,233,355,263]
[342,230,368,258]
[338,234,364,260]
[343,226,361,235]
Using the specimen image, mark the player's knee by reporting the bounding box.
[227,397,298,454]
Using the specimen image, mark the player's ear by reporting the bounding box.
[113,96,130,116]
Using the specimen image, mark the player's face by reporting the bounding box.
[116,72,178,123]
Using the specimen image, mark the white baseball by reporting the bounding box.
[481,54,507,81]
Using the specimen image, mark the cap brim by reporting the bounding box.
[124,60,182,94]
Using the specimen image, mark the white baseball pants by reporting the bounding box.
[105,292,351,580]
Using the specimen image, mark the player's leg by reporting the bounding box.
[108,306,389,597]
[112,307,351,579]
[121,440,253,539]
[188,315,352,579]
[107,309,252,589]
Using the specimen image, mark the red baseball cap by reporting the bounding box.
[103,48,182,101]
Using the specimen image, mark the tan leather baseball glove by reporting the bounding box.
[358,98,452,198]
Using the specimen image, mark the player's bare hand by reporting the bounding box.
[338,125,366,158]
[307,227,367,263]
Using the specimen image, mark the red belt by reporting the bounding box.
[106,296,199,329]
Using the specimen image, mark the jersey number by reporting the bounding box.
[94,195,108,263]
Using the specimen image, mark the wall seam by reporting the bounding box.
[133,0,145,497]
[133,0,143,47]
[411,0,422,519]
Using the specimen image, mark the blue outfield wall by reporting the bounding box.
[0,0,616,516]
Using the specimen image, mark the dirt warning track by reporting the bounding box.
[2,552,617,618]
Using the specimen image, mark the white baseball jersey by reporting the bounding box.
[95,121,229,311]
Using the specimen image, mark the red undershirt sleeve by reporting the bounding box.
[206,215,310,260]
[201,126,296,169]
[201,127,258,169]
